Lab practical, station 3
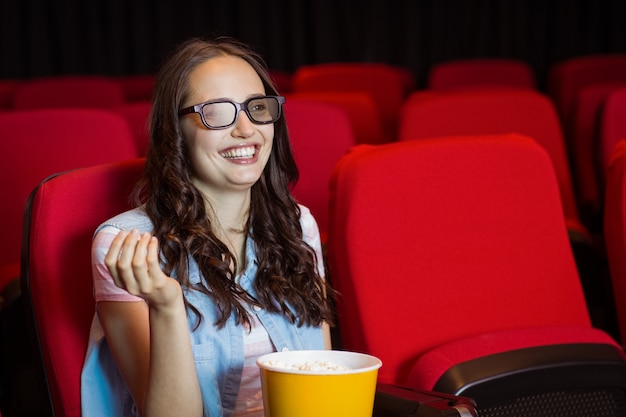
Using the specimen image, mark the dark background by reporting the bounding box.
[1,0,625,91]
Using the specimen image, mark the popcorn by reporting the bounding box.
[263,359,350,372]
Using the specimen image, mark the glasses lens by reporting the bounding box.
[247,97,281,123]
[201,102,237,128]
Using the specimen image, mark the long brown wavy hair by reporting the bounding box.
[133,37,335,330]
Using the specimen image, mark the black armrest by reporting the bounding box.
[374,383,478,417]
[434,343,626,402]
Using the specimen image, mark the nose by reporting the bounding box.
[231,109,255,138]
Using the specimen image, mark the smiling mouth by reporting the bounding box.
[220,146,256,160]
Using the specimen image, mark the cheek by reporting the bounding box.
[261,139,274,166]
[262,126,275,155]
[184,133,223,180]
[184,126,220,155]
[180,121,198,151]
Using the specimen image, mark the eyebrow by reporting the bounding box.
[194,94,268,105]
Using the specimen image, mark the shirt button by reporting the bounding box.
[281,347,289,352]
[253,305,262,312]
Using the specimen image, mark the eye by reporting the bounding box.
[202,102,236,126]
[249,101,268,114]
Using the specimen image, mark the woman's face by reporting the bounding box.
[180,55,274,199]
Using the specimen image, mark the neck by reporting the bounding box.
[205,190,251,232]
[204,191,251,273]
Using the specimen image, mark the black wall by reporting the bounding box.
[1,0,625,90]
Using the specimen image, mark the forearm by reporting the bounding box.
[143,295,203,417]
[322,322,332,349]
[101,230,203,416]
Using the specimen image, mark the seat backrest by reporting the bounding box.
[111,101,153,156]
[285,91,384,145]
[0,108,138,289]
[427,58,536,90]
[398,89,581,229]
[269,70,293,94]
[115,74,155,102]
[12,76,125,109]
[0,79,20,109]
[327,134,590,384]
[570,82,626,220]
[604,139,626,342]
[392,65,417,96]
[292,62,406,141]
[284,98,356,242]
[600,87,626,177]
[548,54,626,132]
[21,158,145,417]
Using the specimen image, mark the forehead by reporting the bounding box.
[186,55,266,103]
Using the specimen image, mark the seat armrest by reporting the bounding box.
[374,383,478,417]
[434,342,626,398]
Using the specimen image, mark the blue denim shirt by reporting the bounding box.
[81,207,325,417]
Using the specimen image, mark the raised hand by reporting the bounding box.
[105,229,182,310]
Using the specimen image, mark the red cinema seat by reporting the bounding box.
[605,139,626,343]
[600,87,626,179]
[569,82,626,230]
[12,76,125,110]
[111,101,152,156]
[21,158,145,417]
[269,70,293,94]
[548,54,626,139]
[0,109,139,302]
[0,79,20,109]
[327,134,626,416]
[284,98,356,242]
[286,91,384,145]
[116,74,155,102]
[427,58,536,90]
[392,65,417,96]
[398,88,583,238]
[292,62,406,142]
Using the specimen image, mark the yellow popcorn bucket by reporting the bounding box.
[256,350,382,417]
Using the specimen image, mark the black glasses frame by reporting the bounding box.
[178,95,286,130]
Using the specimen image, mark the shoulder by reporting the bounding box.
[94,206,154,237]
[297,204,316,229]
[297,204,321,245]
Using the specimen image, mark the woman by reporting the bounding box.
[81,37,335,417]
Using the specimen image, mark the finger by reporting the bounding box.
[114,229,143,293]
[146,235,162,277]
[145,236,171,289]
[131,232,154,294]
[144,235,182,307]
[104,229,130,287]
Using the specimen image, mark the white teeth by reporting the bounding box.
[221,146,255,159]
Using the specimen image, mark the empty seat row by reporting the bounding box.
[570,82,626,226]
[399,88,581,236]
[20,133,626,417]
[0,108,141,302]
[272,55,626,241]
[0,98,355,309]
[0,99,356,416]
[395,88,620,337]
[4,70,623,254]
[5,54,626,417]
[3,59,624,310]
[0,74,155,110]
[547,54,626,232]
[3,86,610,239]
[605,138,626,344]
[328,133,626,416]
